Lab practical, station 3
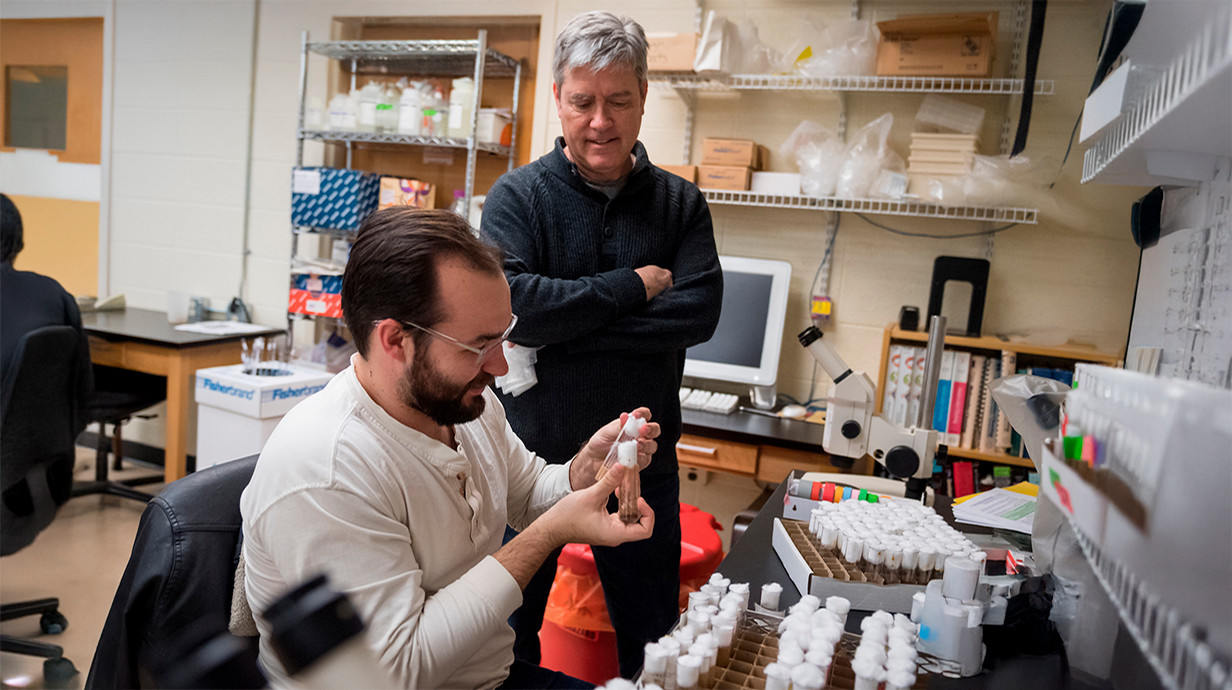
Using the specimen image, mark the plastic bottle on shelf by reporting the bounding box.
[447,76,475,139]
[427,87,448,137]
[451,190,468,218]
[356,80,381,132]
[398,81,424,136]
[303,95,325,130]
[327,93,356,131]
[375,83,400,133]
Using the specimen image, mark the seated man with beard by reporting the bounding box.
[240,208,658,689]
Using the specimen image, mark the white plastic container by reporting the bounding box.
[356,81,381,132]
[448,77,476,138]
[194,364,335,469]
[398,82,423,135]
[327,93,357,131]
[375,84,399,133]
[476,108,512,145]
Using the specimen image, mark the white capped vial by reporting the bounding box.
[777,644,805,668]
[851,656,885,690]
[843,536,865,565]
[714,623,734,666]
[762,662,792,690]
[642,642,669,689]
[687,609,711,636]
[825,596,851,626]
[687,642,712,688]
[676,654,702,690]
[760,582,783,611]
[790,663,827,690]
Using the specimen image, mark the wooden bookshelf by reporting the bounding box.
[875,324,1124,473]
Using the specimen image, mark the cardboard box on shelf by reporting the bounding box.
[291,167,380,231]
[659,164,698,183]
[700,138,768,169]
[750,171,802,195]
[647,32,698,72]
[476,108,513,146]
[876,12,998,77]
[288,272,343,319]
[378,176,435,209]
[697,165,751,191]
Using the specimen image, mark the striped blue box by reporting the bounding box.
[291,167,380,231]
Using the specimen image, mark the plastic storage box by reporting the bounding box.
[291,167,380,231]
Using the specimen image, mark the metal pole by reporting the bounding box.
[917,315,948,429]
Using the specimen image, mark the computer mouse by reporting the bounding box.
[780,404,808,419]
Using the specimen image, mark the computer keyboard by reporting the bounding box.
[679,387,740,414]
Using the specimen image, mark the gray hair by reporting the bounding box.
[553,11,648,87]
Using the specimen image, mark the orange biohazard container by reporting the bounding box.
[540,504,724,684]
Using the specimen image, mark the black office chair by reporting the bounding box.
[86,454,262,689]
[1,325,89,683]
[72,366,166,502]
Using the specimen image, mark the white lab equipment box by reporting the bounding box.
[194,364,334,469]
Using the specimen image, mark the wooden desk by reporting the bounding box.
[680,407,870,481]
[82,308,284,484]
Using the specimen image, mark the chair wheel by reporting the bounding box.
[43,656,79,686]
[40,611,68,635]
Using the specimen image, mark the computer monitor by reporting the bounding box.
[685,255,792,407]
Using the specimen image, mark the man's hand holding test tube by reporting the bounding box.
[569,409,658,525]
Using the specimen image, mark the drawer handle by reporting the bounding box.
[676,443,717,456]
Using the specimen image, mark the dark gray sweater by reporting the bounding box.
[481,138,722,474]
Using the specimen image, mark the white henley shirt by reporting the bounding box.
[240,364,573,689]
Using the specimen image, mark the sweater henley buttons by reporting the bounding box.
[604,227,613,237]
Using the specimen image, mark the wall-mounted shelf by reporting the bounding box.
[1081,2,1232,185]
[298,129,513,156]
[699,190,1038,224]
[650,73,1055,95]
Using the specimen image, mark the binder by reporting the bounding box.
[882,345,904,416]
[932,350,955,435]
[962,355,986,449]
[892,346,912,425]
[906,346,926,427]
[978,356,998,453]
[995,350,1017,451]
[946,351,971,446]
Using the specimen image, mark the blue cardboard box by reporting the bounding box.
[291,167,380,231]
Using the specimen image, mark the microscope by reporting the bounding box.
[797,316,949,500]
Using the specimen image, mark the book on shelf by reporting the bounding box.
[891,346,912,426]
[961,354,985,450]
[946,350,970,446]
[932,350,955,436]
[995,349,1017,451]
[881,345,904,417]
[906,346,925,427]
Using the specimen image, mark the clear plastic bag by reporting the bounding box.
[795,19,880,77]
[836,113,894,198]
[917,153,1060,207]
[780,121,844,197]
[694,12,782,76]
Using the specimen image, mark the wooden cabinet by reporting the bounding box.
[677,431,868,481]
[676,434,759,476]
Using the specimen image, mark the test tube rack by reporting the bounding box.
[783,521,919,586]
[656,609,959,690]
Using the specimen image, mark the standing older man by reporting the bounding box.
[481,11,723,676]
[241,208,659,689]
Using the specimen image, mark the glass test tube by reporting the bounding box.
[715,623,734,666]
[676,654,702,690]
[595,415,646,481]
[760,582,782,611]
[616,441,641,524]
